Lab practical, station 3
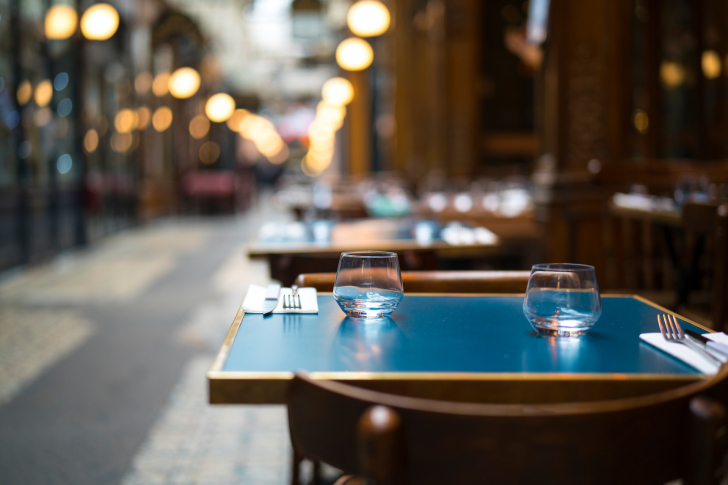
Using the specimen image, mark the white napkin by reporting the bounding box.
[705,332,728,347]
[241,284,318,314]
[640,333,720,375]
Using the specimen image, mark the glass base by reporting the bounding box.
[534,326,589,337]
[342,308,391,318]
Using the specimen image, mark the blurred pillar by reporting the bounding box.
[10,0,29,263]
[393,0,413,175]
[347,69,372,176]
[444,0,479,178]
[534,0,632,277]
[392,0,479,180]
[73,2,88,246]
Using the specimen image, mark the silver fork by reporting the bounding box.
[657,314,722,366]
[283,292,302,310]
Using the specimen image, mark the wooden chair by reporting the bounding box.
[294,270,532,294]
[288,368,728,485]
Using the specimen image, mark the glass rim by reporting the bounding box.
[531,263,595,272]
[340,250,398,258]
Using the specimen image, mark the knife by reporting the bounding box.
[685,330,728,362]
[263,284,281,316]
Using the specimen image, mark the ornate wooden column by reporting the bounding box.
[534,0,632,276]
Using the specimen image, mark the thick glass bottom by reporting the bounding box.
[534,326,590,337]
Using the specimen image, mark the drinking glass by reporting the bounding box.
[333,251,403,318]
[522,263,601,337]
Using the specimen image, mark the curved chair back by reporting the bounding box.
[288,367,728,485]
[295,270,531,293]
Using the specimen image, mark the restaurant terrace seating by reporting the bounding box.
[294,270,532,294]
[288,369,728,485]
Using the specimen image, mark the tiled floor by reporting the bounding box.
[0,198,295,485]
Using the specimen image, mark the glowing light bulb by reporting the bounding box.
[45,5,78,40]
[80,4,119,41]
[205,93,236,122]
[168,68,200,99]
[347,0,390,37]
[322,77,354,106]
[336,37,374,71]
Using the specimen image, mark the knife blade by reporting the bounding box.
[685,330,728,361]
[263,284,281,316]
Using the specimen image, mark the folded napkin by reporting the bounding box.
[242,284,318,314]
[640,333,719,375]
[705,332,728,348]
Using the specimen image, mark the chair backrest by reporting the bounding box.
[288,367,728,485]
[294,270,531,293]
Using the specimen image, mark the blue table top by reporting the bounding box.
[222,295,708,375]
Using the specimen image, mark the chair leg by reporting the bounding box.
[312,460,321,485]
[686,396,727,485]
[291,448,303,485]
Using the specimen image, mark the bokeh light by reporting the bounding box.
[199,141,220,164]
[633,109,649,134]
[135,72,153,94]
[189,115,210,139]
[168,68,200,99]
[17,80,32,106]
[226,109,250,131]
[336,37,374,71]
[152,107,173,132]
[57,98,72,117]
[152,72,170,97]
[114,109,138,133]
[80,4,119,40]
[347,1,390,37]
[136,107,151,130]
[57,154,72,174]
[34,80,53,107]
[45,5,78,40]
[702,50,721,79]
[237,113,288,162]
[205,93,236,122]
[34,108,52,127]
[660,61,685,88]
[84,129,99,153]
[322,77,354,106]
[54,73,69,91]
[111,132,133,152]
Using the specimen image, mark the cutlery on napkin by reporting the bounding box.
[640,332,724,375]
[242,284,318,314]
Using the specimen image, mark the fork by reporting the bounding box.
[657,314,722,366]
[283,292,302,310]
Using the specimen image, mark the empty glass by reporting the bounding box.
[333,251,403,318]
[522,263,602,337]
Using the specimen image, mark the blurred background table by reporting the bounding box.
[248,218,508,285]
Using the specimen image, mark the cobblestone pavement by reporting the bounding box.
[0,198,296,485]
